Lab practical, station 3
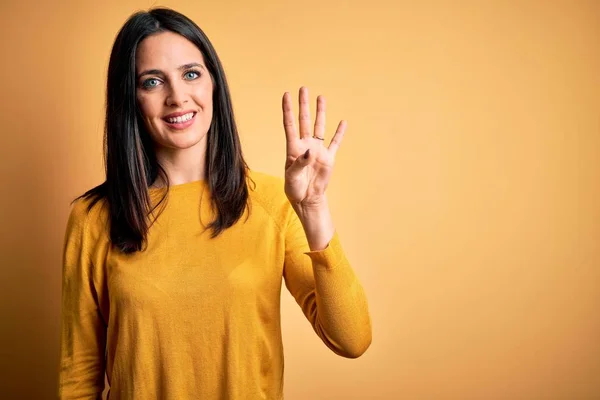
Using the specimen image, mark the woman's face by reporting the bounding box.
[135,31,214,152]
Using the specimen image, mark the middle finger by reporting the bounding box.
[298,87,311,139]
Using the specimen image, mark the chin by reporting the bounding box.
[161,131,208,150]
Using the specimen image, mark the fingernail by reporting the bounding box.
[303,149,310,159]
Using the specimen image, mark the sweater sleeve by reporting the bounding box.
[58,200,107,399]
[282,203,372,358]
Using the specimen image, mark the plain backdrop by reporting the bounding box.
[0,0,599,399]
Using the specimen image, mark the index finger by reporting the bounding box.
[282,92,297,143]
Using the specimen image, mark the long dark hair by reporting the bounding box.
[77,7,251,254]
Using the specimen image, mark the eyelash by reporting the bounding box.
[141,69,201,89]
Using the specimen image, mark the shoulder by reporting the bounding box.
[66,193,110,241]
[246,169,292,226]
[247,170,285,195]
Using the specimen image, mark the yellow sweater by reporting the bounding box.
[58,171,371,400]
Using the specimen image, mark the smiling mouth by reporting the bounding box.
[162,112,197,124]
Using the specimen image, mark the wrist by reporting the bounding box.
[292,197,335,251]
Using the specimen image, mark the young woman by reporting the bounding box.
[58,7,371,399]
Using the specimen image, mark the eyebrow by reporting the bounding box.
[137,63,205,79]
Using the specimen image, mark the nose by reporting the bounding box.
[165,80,189,107]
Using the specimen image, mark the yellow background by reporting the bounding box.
[1,0,599,399]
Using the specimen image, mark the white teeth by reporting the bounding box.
[167,112,194,123]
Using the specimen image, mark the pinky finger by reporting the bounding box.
[328,120,347,155]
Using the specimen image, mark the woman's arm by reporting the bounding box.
[58,200,107,399]
[280,87,372,358]
[282,200,372,358]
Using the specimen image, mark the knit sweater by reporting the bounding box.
[58,171,371,399]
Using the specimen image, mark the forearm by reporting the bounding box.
[302,233,372,358]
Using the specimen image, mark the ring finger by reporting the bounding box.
[313,95,326,141]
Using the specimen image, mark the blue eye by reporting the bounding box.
[184,70,200,80]
[142,78,160,89]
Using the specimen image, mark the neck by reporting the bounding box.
[151,140,207,188]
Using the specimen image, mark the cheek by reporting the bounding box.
[194,80,214,110]
[136,93,159,120]
[199,93,214,115]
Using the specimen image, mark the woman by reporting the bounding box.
[58,7,371,400]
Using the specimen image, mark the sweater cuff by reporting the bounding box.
[304,231,346,270]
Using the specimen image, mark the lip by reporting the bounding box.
[163,110,197,119]
[162,111,197,131]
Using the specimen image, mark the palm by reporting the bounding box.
[282,87,346,206]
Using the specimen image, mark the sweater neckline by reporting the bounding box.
[148,179,206,193]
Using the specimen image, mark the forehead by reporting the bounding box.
[135,31,205,69]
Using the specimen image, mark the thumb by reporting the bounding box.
[286,149,311,176]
